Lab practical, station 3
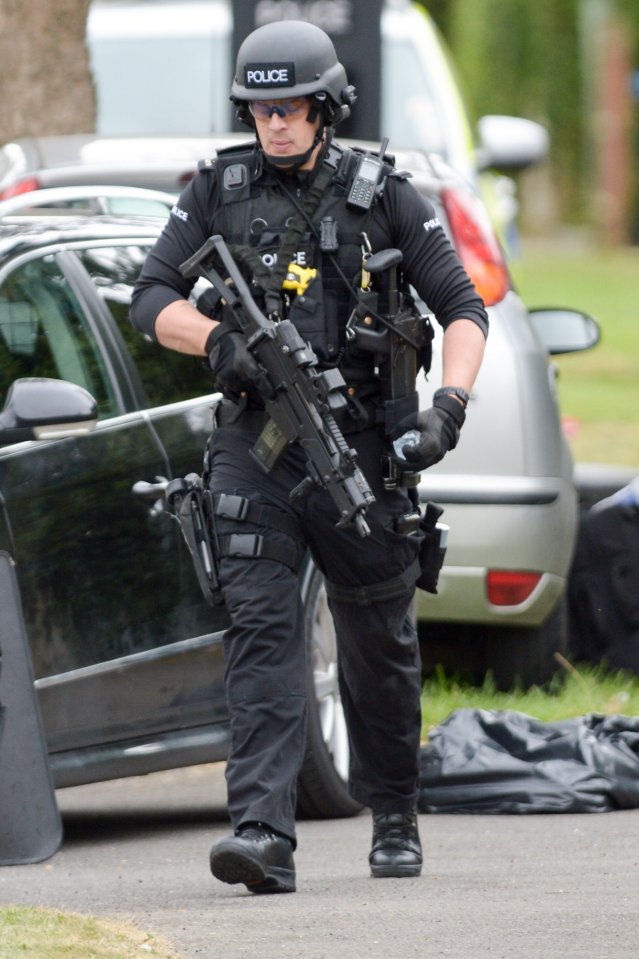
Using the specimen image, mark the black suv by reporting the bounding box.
[0,215,353,818]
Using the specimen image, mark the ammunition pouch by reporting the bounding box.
[287,273,340,365]
[166,474,223,607]
[416,501,448,595]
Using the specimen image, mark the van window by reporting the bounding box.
[87,1,475,181]
[87,0,233,135]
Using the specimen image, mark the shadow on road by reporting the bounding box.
[59,806,229,847]
[54,762,231,847]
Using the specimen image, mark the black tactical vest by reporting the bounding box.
[210,141,393,382]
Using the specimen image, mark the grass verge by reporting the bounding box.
[0,907,184,959]
[421,658,639,735]
[517,238,639,467]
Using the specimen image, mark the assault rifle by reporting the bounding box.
[180,235,376,538]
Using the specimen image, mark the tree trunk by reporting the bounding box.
[0,0,95,142]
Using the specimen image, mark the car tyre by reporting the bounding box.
[478,596,568,691]
[419,597,568,691]
[296,562,362,819]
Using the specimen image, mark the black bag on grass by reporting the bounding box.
[418,708,639,814]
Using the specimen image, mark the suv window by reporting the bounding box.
[0,254,116,414]
[77,245,216,407]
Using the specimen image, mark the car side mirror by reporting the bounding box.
[476,115,550,172]
[0,378,97,446]
[527,308,601,356]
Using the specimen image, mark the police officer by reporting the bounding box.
[131,20,488,894]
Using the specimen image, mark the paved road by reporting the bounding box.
[1,763,637,958]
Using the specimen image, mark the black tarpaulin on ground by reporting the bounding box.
[418,709,639,814]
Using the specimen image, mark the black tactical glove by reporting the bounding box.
[206,322,272,402]
[390,391,466,470]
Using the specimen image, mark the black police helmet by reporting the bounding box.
[231,20,356,126]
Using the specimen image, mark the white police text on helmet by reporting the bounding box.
[244,62,295,88]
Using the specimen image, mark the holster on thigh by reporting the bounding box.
[212,493,304,573]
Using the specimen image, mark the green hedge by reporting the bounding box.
[424,0,586,221]
[416,1,638,234]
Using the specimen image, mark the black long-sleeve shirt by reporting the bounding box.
[131,143,488,342]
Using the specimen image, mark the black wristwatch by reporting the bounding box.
[433,386,470,409]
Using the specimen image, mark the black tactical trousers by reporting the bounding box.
[208,421,423,845]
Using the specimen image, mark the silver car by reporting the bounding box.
[409,152,599,687]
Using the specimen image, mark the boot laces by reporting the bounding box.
[372,812,419,849]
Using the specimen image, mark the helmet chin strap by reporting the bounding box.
[260,117,327,173]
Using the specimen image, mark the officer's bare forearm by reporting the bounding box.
[155,299,218,355]
[441,319,486,395]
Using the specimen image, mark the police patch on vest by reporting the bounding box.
[244,62,295,88]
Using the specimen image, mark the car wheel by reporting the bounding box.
[419,597,568,691]
[478,596,568,690]
[296,563,362,819]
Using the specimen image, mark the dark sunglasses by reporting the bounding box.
[249,98,308,120]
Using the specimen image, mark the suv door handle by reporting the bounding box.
[132,476,170,498]
[131,476,170,518]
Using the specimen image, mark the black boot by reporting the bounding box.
[210,823,296,894]
[369,810,422,878]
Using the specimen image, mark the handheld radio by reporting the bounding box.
[346,138,389,211]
